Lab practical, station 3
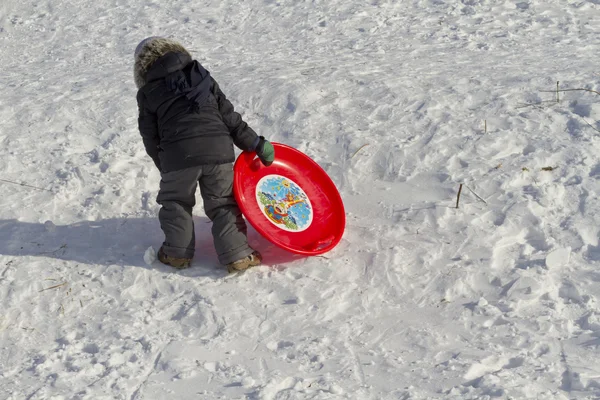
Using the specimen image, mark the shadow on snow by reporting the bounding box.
[0,217,305,274]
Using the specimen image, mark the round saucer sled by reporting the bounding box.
[233,143,345,256]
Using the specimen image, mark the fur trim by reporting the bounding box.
[133,38,191,89]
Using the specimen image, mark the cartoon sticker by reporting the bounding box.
[255,175,313,232]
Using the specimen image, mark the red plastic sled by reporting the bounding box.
[233,143,345,256]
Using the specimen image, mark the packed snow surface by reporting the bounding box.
[1,0,600,399]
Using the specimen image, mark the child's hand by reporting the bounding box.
[255,137,275,167]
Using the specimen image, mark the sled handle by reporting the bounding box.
[305,235,335,252]
[242,151,262,172]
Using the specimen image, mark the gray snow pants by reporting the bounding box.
[156,164,254,265]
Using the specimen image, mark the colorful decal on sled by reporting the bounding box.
[255,175,313,232]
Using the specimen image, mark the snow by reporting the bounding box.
[546,247,572,269]
[1,0,600,399]
[143,246,157,266]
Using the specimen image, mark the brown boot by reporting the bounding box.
[227,251,262,273]
[158,247,192,269]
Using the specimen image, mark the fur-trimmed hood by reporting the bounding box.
[133,37,191,89]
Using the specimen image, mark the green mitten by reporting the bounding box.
[256,137,275,167]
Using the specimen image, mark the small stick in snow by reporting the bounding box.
[350,144,369,159]
[38,244,67,256]
[484,120,487,134]
[456,184,463,209]
[39,282,67,292]
[579,117,600,134]
[464,184,488,205]
[0,178,53,193]
[556,81,560,103]
[539,85,600,132]
[540,88,600,97]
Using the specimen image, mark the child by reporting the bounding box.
[133,37,275,273]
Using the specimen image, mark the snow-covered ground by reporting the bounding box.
[1,0,600,398]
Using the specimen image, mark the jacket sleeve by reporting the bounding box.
[211,78,259,151]
[136,90,162,171]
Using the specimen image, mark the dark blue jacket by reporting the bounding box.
[136,52,259,172]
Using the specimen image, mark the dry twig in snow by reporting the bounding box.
[39,282,67,292]
[456,184,463,209]
[350,144,369,159]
